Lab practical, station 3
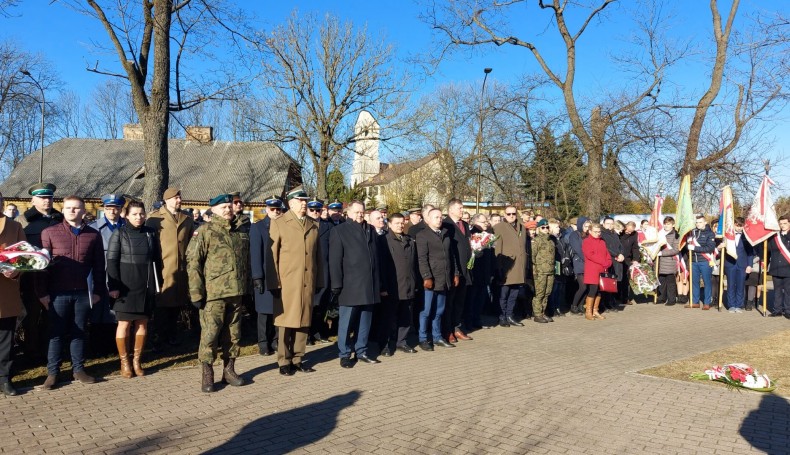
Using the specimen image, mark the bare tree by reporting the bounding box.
[59,0,257,206]
[254,11,410,199]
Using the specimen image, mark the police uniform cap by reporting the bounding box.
[286,187,309,201]
[101,193,126,207]
[209,194,233,207]
[307,197,324,209]
[28,182,56,197]
[407,207,422,214]
[230,191,242,202]
[264,195,284,209]
[327,200,343,210]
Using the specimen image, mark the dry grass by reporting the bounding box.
[640,329,790,396]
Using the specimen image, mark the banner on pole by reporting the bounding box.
[676,175,694,250]
[719,186,737,259]
[744,175,779,246]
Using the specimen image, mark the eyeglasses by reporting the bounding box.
[267,207,282,212]
[232,201,243,205]
[308,208,321,212]
[540,226,549,230]
[505,212,517,216]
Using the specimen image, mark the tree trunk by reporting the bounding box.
[315,160,328,200]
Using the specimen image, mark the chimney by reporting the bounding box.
[186,126,213,143]
[123,124,144,140]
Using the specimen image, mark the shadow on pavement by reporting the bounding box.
[202,390,362,454]
[739,393,790,454]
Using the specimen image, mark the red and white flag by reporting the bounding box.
[744,175,779,246]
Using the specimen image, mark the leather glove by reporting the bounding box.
[192,300,206,310]
[453,276,460,287]
[423,278,434,290]
[331,288,342,297]
[270,288,281,299]
[253,278,264,295]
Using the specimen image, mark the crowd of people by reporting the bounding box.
[1,183,788,397]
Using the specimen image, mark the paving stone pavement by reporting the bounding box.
[2,303,790,454]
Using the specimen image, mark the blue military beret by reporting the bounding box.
[209,194,233,207]
[307,197,324,209]
[28,182,56,197]
[327,200,343,210]
[101,193,126,207]
[265,195,284,208]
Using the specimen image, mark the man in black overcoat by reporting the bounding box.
[250,196,284,356]
[442,198,472,342]
[307,197,333,344]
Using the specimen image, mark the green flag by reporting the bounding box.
[676,175,694,249]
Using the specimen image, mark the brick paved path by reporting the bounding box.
[2,304,789,454]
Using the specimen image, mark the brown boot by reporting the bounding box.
[584,297,595,320]
[593,296,606,320]
[222,358,245,387]
[201,363,215,393]
[132,334,146,377]
[116,338,133,379]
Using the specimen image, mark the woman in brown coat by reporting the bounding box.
[0,198,26,396]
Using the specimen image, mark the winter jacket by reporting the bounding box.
[582,236,613,285]
[567,216,588,275]
[657,229,680,275]
[106,225,162,314]
[38,221,107,297]
[416,226,458,292]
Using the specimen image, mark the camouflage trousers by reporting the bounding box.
[533,274,555,317]
[198,296,242,364]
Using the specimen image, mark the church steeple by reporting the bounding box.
[350,110,380,186]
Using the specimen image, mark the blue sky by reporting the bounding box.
[3,0,789,195]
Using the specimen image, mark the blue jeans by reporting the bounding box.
[691,261,713,306]
[47,291,92,375]
[419,289,446,342]
[724,263,746,309]
[337,305,373,359]
[499,285,521,318]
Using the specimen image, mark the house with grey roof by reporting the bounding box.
[0,125,302,219]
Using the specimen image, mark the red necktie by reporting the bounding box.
[457,221,465,235]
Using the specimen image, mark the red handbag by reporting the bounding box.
[598,274,618,293]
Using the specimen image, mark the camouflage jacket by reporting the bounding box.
[187,215,250,303]
[531,232,556,276]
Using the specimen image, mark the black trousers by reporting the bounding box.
[376,298,413,349]
[257,312,277,353]
[772,276,790,315]
[152,306,180,344]
[0,316,15,383]
[442,283,468,334]
[658,273,678,304]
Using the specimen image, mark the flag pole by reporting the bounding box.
[761,160,771,317]
[654,255,660,304]
[718,248,725,312]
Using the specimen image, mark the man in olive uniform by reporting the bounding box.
[531,219,556,323]
[187,194,250,393]
[266,189,323,375]
[18,183,63,362]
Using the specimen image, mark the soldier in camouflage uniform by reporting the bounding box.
[187,194,251,393]
[531,219,556,324]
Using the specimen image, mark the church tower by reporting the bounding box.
[350,110,380,186]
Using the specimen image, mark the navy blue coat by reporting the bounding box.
[329,221,381,307]
[250,217,275,314]
[313,218,334,307]
[724,233,754,269]
[768,232,790,278]
[442,218,473,283]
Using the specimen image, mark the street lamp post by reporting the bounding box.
[20,70,45,183]
[475,68,492,213]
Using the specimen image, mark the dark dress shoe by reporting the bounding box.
[259,348,275,356]
[433,339,455,348]
[397,345,417,354]
[340,357,355,368]
[499,318,510,328]
[307,338,316,346]
[418,341,434,352]
[533,316,550,323]
[544,315,554,322]
[785,314,790,320]
[380,347,393,357]
[356,354,381,364]
[768,312,784,317]
[506,316,525,327]
[279,365,295,376]
[313,333,332,344]
[1,382,18,396]
[292,363,315,373]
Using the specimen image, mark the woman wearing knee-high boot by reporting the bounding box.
[106,201,162,378]
[582,224,612,320]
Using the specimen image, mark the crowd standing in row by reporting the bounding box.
[1,184,788,396]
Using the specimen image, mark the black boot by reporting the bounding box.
[745,299,755,311]
[222,358,245,387]
[201,363,215,393]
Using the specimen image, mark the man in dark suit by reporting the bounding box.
[329,200,382,368]
[442,198,472,342]
[250,196,284,356]
[768,216,790,317]
[377,213,418,355]
[307,197,333,344]
[723,217,754,313]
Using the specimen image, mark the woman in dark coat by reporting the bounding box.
[566,217,590,314]
[582,223,612,321]
[107,201,162,378]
